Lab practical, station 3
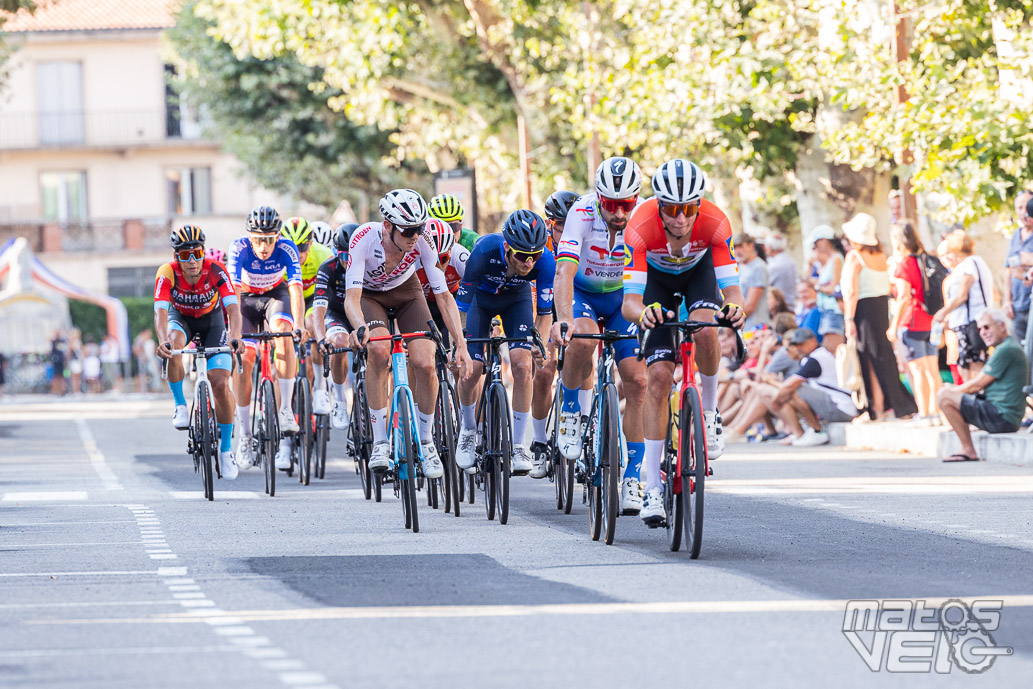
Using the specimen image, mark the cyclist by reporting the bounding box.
[622,159,745,525]
[429,193,479,251]
[228,205,306,472]
[312,223,360,429]
[455,210,556,475]
[206,248,227,266]
[551,158,648,513]
[280,217,335,416]
[529,190,580,477]
[309,221,334,248]
[154,225,243,479]
[417,217,470,346]
[344,189,473,480]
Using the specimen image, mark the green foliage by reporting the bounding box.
[69,298,157,344]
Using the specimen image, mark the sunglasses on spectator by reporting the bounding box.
[510,248,543,263]
[176,247,205,262]
[599,197,637,214]
[249,233,278,245]
[394,223,424,238]
[659,201,701,217]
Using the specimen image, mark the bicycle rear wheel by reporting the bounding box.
[196,382,214,501]
[260,379,277,497]
[682,386,706,558]
[599,385,620,545]
[397,401,420,533]
[663,392,682,551]
[437,382,460,516]
[295,378,313,485]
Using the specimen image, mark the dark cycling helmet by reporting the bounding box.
[247,205,281,234]
[544,190,580,221]
[333,223,360,252]
[170,224,205,250]
[502,209,548,252]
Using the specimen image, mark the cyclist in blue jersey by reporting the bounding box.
[227,205,306,471]
[455,210,555,475]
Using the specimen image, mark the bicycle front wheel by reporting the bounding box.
[315,414,329,479]
[295,378,313,486]
[260,379,277,497]
[196,382,214,501]
[489,383,512,525]
[599,385,620,545]
[397,401,420,533]
[664,391,682,551]
[682,386,706,558]
[438,382,460,516]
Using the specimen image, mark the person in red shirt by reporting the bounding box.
[888,219,942,422]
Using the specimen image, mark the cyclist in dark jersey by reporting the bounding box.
[312,223,358,430]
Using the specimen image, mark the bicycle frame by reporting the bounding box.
[367,331,428,482]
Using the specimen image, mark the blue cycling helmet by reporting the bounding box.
[502,209,548,252]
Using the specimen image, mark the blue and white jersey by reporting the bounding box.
[455,233,555,315]
[227,236,303,294]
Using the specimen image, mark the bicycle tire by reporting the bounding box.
[600,384,620,545]
[353,380,373,500]
[261,379,277,497]
[663,391,682,550]
[197,382,214,501]
[489,383,512,525]
[682,386,706,559]
[397,400,420,533]
[548,392,565,511]
[439,383,460,517]
[296,378,313,486]
[315,414,329,479]
[586,399,602,541]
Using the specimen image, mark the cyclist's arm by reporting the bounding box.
[455,241,489,328]
[153,307,173,359]
[226,302,242,345]
[211,262,241,342]
[711,229,745,325]
[621,235,648,324]
[226,239,245,291]
[553,218,585,325]
[153,265,175,358]
[312,262,333,341]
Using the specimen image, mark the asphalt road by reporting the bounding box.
[2,398,1032,687]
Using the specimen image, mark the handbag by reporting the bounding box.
[959,258,990,356]
[836,339,868,411]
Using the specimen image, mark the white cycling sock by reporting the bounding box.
[644,439,664,491]
[578,387,593,416]
[700,373,718,411]
[312,363,325,390]
[512,410,529,447]
[278,378,295,412]
[461,402,476,430]
[417,410,434,443]
[532,416,548,444]
[333,381,347,403]
[236,404,251,437]
[370,407,387,444]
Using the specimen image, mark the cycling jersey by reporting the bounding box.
[345,222,448,294]
[227,236,303,295]
[556,192,641,294]
[455,233,555,315]
[459,227,479,251]
[623,198,739,295]
[416,245,470,299]
[298,243,334,298]
[312,256,347,312]
[153,259,237,318]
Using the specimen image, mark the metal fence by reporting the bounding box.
[0,225,43,252]
[0,110,206,150]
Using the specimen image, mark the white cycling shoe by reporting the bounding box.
[369,441,391,472]
[456,428,477,471]
[220,451,238,480]
[529,441,549,479]
[640,486,665,527]
[703,410,724,459]
[275,438,292,470]
[312,389,332,415]
[235,437,256,470]
[556,410,583,460]
[511,444,533,474]
[620,476,643,515]
[421,442,444,479]
[172,405,189,430]
[278,407,299,435]
[331,401,349,430]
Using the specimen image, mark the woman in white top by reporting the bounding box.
[841,213,918,420]
[933,230,992,380]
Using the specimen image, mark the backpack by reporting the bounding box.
[912,252,948,314]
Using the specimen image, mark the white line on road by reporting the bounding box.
[2,491,87,502]
[0,600,180,610]
[0,570,159,578]
[75,418,123,491]
[0,645,239,659]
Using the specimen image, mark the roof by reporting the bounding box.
[1,0,176,34]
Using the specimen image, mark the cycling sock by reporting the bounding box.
[532,416,548,444]
[417,410,434,443]
[278,378,295,412]
[461,402,476,430]
[578,387,593,415]
[625,441,644,480]
[312,363,325,390]
[168,379,186,406]
[333,381,347,403]
[370,407,387,443]
[560,383,580,413]
[235,404,251,436]
[700,373,718,411]
[644,439,664,491]
[512,410,529,446]
[218,424,233,453]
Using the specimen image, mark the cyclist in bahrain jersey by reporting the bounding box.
[154,225,243,478]
[550,158,648,514]
[344,189,473,480]
[622,159,745,525]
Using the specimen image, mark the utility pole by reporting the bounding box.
[892,1,918,222]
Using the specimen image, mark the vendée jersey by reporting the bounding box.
[623,198,739,295]
[227,236,303,295]
[153,258,237,318]
[455,233,556,315]
[416,244,470,299]
[345,222,448,294]
[555,192,641,294]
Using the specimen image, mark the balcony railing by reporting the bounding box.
[0,110,208,150]
[0,219,172,253]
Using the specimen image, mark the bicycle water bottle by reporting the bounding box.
[930,322,943,347]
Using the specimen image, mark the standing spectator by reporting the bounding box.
[937,309,1028,461]
[49,332,67,396]
[765,231,798,310]
[889,190,903,224]
[83,340,102,394]
[933,230,992,381]
[133,330,159,393]
[735,234,770,330]
[67,330,83,395]
[1003,190,1033,344]
[100,335,121,393]
[889,219,942,423]
[795,282,821,335]
[810,225,845,352]
[841,213,918,420]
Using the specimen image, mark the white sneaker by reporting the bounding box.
[172,404,189,430]
[369,441,391,472]
[556,410,583,460]
[421,441,444,479]
[529,441,549,479]
[313,388,332,415]
[640,486,665,526]
[278,407,299,435]
[331,401,349,430]
[511,444,533,474]
[275,438,292,470]
[621,476,643,515]
[703,410,724,459]
[791,427,830,447]
[456,428,476,470]
[235,437,256,469]
[220,451,238,480]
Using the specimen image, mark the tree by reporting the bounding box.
[0,0,37,93]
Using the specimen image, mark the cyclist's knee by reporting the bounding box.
[621,365,647,399]
[646,363,675,392]
[510,350,533,382]
[367,340,391,369]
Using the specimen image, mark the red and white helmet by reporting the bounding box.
[206,248,226,263]
[425,217,455,256]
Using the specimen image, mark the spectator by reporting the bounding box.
[133,330,159,393]
[768,288,793,319]
[937,309,1028,461]
[796,282,821,334]
[809,225,845,352]
[67,330,83,395]
[1003,190,1033,345]
[765,231,798,310]
[889,219,942,423]
[83,341,102,394]
[841,213,917,420]
[889,189,903,224]
[933,229,992,381]
[735,234,769,330]
[100,335,121,392]
[49,332,67,396]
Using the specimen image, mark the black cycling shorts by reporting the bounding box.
[168,308,228,349]
[323,309,352,339]
[641,250,722,365]
[240,282,293,337]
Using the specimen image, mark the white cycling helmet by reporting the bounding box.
[379,188,428,227]
[651,159,707,204]
[310,221,334,247]
[595,157,642,200]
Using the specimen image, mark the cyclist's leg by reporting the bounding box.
[358,291,393,449]
[164,311,190,397]
[201,312,235,456]
[683,253,727,458]
[640,270,681,496]
[263,284,298,418]
[393,277,439,448]
[457,296,489,426]
[530,339,556,443]
[561,288,601,414]
[498,291,536,449]
[325,311,351,421]
[604,291,647,483]
[234,294,262,437]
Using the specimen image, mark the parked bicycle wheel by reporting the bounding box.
[397,401,420,533]
[681,386,706,559]
[260,379,277,497]
[196,381,214,501]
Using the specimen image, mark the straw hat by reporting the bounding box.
[842,213,878,246]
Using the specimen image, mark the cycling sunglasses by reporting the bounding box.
[248,233,278,245]
[659,201,701,217]
[510,248,544,263]
[295,241,311,253]
[175,247,205,262]
[394,223,424,238]
[599,196,637,214]
[546,217,565,231]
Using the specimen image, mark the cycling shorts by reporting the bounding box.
[640,250,722,365]
[304,293,315,321]
[324,309,351,340]
[360,274,433,337]
[572,287,638,362]
[466,287,534,363]
[167,308,231,371]
[240,283,294,342]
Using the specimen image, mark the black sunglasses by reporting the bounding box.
[394,223,424,238]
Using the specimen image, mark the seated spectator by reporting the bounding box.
[768,288,793,319]
[937,309,1029,461]
[796,282,822,335]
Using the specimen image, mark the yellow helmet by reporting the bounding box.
[429,194,464,223]
[280,217,312,245]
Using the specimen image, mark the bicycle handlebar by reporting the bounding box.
[320,344,353,378]
[466,328,546,358]
[636,319,746,364]
[241,331,296,342]
[160,345,243,380]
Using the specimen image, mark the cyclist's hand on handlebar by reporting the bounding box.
[719,302,745,329]
[550,321,572,346]
[230,338,243,354]
[639,302,672,330]
[350,326,369,349]
[455,347,474,381]
[156,341,174,359]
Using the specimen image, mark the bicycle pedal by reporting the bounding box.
[644,517,664,529]
[707,466,714,477]
[511,469,530,477]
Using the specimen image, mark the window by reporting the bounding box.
[166,167,212,216]
[36,61,84,145]
[164,64,203,139]
[40,171,88,222]
[108,266,162,298]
